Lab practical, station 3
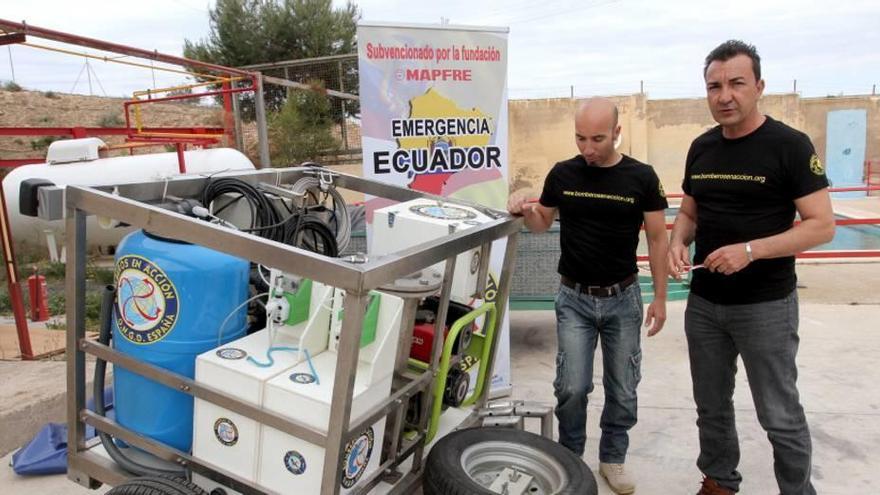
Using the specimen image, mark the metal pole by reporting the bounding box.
[254,72,271,168]
[475,232,520,409]
[65,206,89,486]
[320,290,368,495]
[0,18,252,77]
[7,45,14,82]
[86,60,93,96]
[0,183,33,359]
[231,81,244,152]
[337,60,349,150]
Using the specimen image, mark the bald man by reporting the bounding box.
[508,98,669,494]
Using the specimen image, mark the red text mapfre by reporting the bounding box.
[406,69,472,81]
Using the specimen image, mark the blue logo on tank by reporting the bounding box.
[115,255,180,344]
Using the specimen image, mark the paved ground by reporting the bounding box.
[2,262,879,494]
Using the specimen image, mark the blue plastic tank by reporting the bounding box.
[112,230,249,452]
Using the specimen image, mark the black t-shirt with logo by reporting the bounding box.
[682,116,829,304]
[540,154,668,286]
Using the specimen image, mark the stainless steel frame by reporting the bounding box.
[64,167,522,495]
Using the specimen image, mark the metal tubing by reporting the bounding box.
[65,206,90,487]
[409,256,456,473]
[0,18,251,77]
[321,290,368,495]
[0,182,33,359]
[347,366,434,439]
[82,411,271,495]
[254,72,271,168]
[65,187,362,291]
[475,232,520,409]
[473,241,492,300]
[81,340,326,446]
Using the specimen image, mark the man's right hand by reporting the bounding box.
[667,242,691,280]
[507,191,536,217]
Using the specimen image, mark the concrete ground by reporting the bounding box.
[2,262,879,494]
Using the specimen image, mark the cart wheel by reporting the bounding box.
[107,475,208,495]
[423,427,596,495]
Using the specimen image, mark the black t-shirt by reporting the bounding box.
[682,116,829,304]
[540,154,668,286]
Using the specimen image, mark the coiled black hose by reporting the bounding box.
[202,177,285,242]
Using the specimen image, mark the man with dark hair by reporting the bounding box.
[509,97,669,494]
[669,40,834,495]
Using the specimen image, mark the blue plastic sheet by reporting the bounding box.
[11,387,113,476]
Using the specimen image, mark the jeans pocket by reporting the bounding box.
[629,286,644,322]
[630,350,642,385]
[553,351,566,396]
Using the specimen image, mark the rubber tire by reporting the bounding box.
[107,475,209,495]
[423,427,597,495]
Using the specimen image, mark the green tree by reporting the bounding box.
[183,0,359,120]
[270,80,340,165]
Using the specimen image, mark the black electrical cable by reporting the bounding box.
[94,285,185,477]
[284,213,339,258]
[202,177,285,242]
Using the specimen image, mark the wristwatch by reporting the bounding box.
[745,242,754,262]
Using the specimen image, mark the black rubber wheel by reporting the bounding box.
[107,476,209,495]
[423,427,597,495]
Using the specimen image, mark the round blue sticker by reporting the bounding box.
[284,450,307,475]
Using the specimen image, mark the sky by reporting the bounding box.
[1,0,878,100]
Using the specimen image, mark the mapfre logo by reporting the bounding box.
[399,68,472,81]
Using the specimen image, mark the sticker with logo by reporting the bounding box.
[284,450,307,475]
[214,418,239,446]
[340,427,374,489]
[216,347,247,360]
[809,154,824,176]
[115,255,179,344]
[290,372,316,385]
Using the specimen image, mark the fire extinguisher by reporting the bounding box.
[27,267,49,322]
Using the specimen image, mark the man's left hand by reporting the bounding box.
[704,243,751,275]
[645,298,666,337]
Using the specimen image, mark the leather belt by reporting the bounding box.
[560,273,637,298]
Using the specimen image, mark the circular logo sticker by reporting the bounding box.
[290,372,316,384]
[216,348,247,360]
[341,427,374,489]
[810,154,824,176]
[115,255,179,344]
[214,418,238,446]
[410,204,477,221]
[284,450,307,475]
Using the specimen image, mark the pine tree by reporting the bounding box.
[183,0,359,119]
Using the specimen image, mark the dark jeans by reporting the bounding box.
[553,282,643,462]
[685,291,815,494]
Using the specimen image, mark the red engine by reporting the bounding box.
[410,296,474,363]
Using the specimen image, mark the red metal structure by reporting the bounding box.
[0,18,259,359]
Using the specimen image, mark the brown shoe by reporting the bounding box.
[696,476,735,495]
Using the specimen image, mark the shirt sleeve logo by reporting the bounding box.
[658,181,666,198]
[809,154,825,176]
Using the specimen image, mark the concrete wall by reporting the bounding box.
[508,94,880,196]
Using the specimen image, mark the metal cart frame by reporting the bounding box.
[57,167,522,495]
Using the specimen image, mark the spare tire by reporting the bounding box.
[423,427,596,495]
[107,475,208,495]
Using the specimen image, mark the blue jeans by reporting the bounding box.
[685,291,815,495]
[553,281,643,462]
